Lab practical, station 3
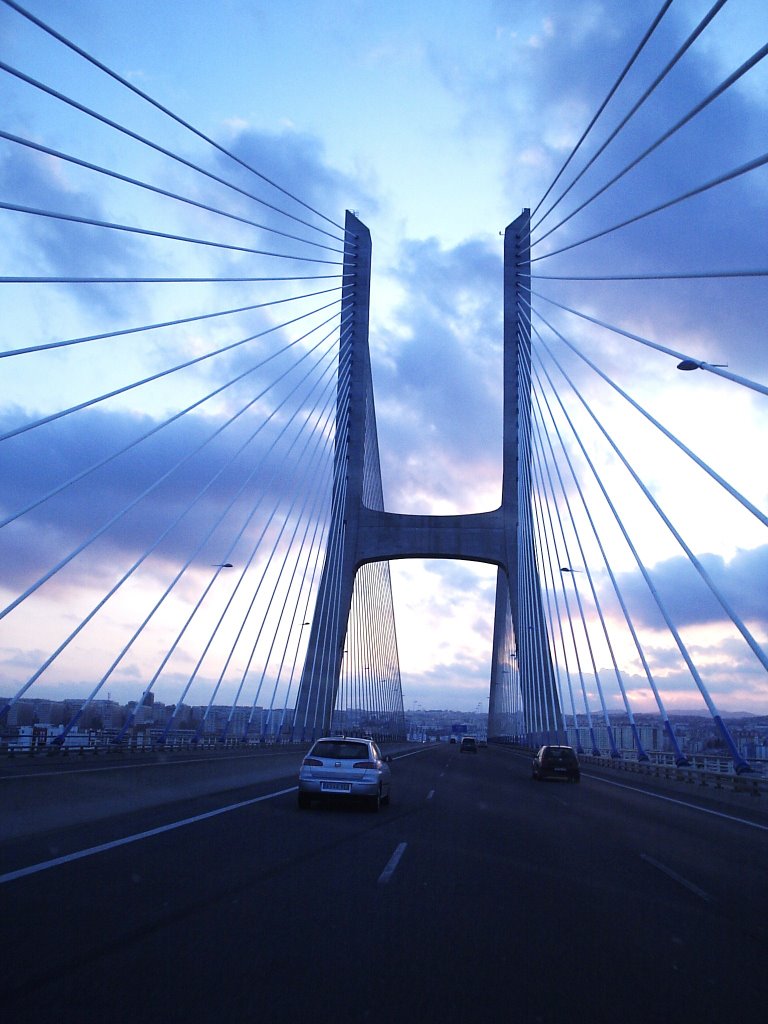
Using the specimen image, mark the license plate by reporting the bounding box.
[321,781,351,793]
[554,767,566,773]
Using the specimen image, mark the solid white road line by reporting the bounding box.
[378,842,408,885]
[584,773,768,832]
[0,786,297,885]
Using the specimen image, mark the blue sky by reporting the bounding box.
[0,0,766,715]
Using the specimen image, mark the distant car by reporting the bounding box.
[478,737,487,748]
[449,736,457,744]
[532,744,580,782]
[297,736,392,811]
[459,736,478,754]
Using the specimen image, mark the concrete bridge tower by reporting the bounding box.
[294,210,563,741]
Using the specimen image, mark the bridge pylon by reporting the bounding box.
[294,210,563,744]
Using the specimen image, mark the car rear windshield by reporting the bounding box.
[312,741,370,761]
[546,748,576,762]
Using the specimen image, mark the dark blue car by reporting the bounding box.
[532,745,580,782]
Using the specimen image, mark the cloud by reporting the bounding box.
[372,236,505,512]
[0,126,372,588]
[2,2,763,717]
[0,120,382,706]
[213,127,379,257]
[0,398,331,596]
[532,34,768,378]
[433,2,768,380]
[0,146,153,318]
[595,623,768,713]
[610,546,768,631]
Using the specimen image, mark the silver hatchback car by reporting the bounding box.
[297,736,392,811]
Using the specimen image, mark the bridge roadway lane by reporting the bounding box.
[2,743,767,1023]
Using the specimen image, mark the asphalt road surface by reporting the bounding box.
[2,743,767,1023]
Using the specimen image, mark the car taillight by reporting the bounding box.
[303,757,322,766]
[353,760,377,769]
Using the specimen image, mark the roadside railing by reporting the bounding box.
[578,752,768,797]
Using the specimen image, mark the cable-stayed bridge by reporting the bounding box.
[1,0,766,778]
[2,5,768,1020]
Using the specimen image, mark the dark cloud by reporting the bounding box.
[610,545,768,630]
[601,628,768,712]
[373,236,505,511]
[1,123,368,334]
[433,2,768,382]
[0,396,331,597]
[205,127,378,272]
[229,128,377,227]
[0,146,153,318]
[0,124,365,606]
[424,557,497,591]
[366,5,766,528]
